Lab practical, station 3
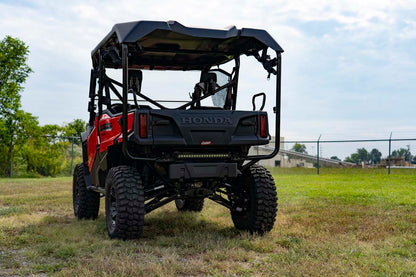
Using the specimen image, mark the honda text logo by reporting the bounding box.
[180,116,233,125]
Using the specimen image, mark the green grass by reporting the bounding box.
[0,168,415,276]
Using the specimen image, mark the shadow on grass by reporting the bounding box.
[142,209,239,239]
[4,208,240,249]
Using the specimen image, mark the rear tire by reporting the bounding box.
[175,198,204,212]
[230,165,277,234]
[105,165,145,239]
[73,163,100,219]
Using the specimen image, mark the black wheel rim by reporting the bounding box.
[235,187,250,217]
[231,175,252,219]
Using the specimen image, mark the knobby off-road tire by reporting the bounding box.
[175,198,204,212]
[105,165,145,239]
[73,163,100,219]
[230,165,277,234]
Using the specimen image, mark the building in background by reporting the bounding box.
[250,137,354,168]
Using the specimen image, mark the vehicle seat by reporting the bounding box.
[107,104,137,114]
[190,72,219,110]
[200,72,217,95]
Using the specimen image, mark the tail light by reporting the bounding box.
[139,114,147,138]
[259,115,267,138]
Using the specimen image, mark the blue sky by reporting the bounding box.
[1,0,415,158]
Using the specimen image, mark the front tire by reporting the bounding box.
[230,165,277,234]
[73,163,100,219]
[105,165,145,239]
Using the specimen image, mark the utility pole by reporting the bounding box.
[388,132,392,175]
[317,134,322,175]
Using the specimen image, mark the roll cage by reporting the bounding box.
[88,20,283,168]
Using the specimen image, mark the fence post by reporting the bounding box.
[9,135,13,178]
[70,136,74,176]
[317,134,321,175]
[388,132,392,175]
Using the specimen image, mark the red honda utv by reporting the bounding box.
[73,20,283,239]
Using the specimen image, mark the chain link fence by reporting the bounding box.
[255,134,416,174]
[6,134,416,177]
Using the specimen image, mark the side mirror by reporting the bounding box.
[128,69,143,92]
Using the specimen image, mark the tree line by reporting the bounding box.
[1,35,85,177]
[291,143,416,165]
[343,147,415,164]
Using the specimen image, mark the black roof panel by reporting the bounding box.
[92,20,283,70]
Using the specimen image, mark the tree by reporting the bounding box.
[356,148,370,163]
[344,153,359,163]
[62,119,87,144]
[391,147,412,162]
[291,143,307,154]
[20,123,67,176]
[369,148,382,165]
[0,36,32,117]
[344,148,371,164]
[0,36,33,176]
[330,156,340,161]
[0,110,39,176]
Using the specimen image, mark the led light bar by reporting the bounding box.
[177,153,229,159]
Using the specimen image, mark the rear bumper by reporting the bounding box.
[169,162,237,179]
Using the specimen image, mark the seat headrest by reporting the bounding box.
[200,72,217,83]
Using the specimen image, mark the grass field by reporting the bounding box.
[0,168,415,276]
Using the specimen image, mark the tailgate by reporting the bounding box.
[133,109,270,146]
